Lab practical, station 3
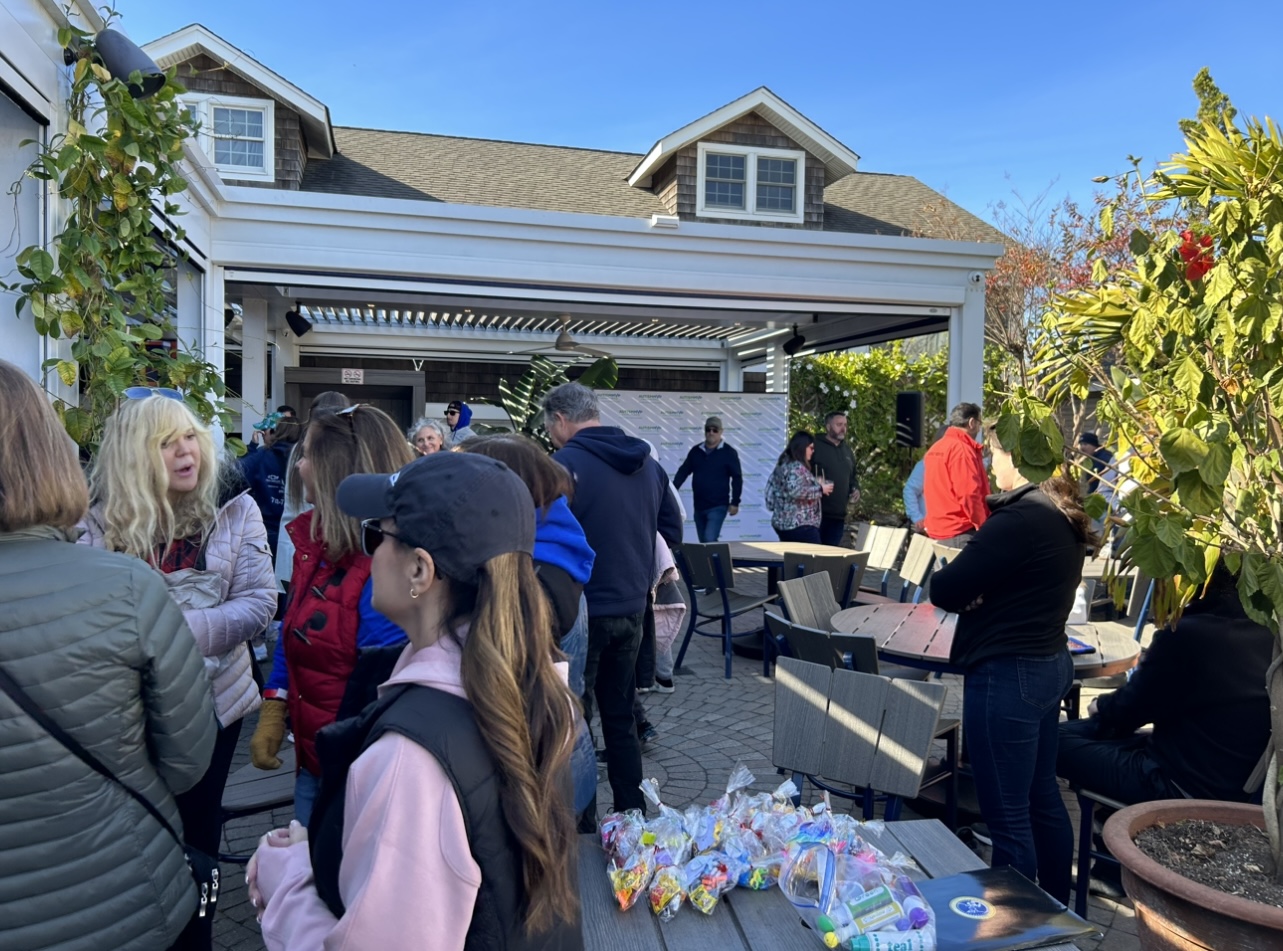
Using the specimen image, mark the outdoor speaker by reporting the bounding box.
[284,303,313,338]
[895,391,924,448]
[93,29,167,100]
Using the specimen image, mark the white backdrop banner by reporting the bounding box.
[597,390,787,542]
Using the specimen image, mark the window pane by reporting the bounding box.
[758,158,796,186]
[705,181,745,209]
[213,107,264,140]
[705,153,745,182]
[215,139,265,169]
[757,183,795,212]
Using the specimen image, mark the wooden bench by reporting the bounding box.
[219,746,296,863]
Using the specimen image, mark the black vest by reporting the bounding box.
[309,683,582,951]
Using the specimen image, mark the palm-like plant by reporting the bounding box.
[491,355,619,450]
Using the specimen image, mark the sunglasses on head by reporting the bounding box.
[125,386,184,402]
[361,518,412,557]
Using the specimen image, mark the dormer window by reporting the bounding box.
[182,94,275,182]
[696,142,805,223]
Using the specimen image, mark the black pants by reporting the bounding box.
[776,525,821,544]
[1057,718,1183,805]
[819,517,847,547]
[584,613,645,812]
[168,718,244,951]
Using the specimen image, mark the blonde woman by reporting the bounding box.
[249,452,580,949]
[0,364,217,951]
[251,404,415,825]
[79,389,276,950]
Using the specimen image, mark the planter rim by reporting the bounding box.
[1102,798,1283,927]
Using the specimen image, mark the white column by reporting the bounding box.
[766,344,789,394]
[240,297,269,440]
[947,279,986,411]
[720,352,744,392]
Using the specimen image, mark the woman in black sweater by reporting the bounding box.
[930,428,1094,905]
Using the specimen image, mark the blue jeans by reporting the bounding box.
[294,767,322,826]
[559,597,597,815]
[964,650,1075,904]
[695,506,729,542]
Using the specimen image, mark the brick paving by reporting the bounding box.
[214,569,1137,950]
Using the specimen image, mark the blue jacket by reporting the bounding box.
[903,459,927,524]
[673,442,743,511]
[554,426,683,617]
[239,440,295,554]
[534,496,595,584]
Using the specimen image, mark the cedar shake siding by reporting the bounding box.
[674,111,826,230]
[652,158,679,216]
[175,53,307,190]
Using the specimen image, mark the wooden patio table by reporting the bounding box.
[829,602,1141,679]
[724,541,858,596]
[578,819,1081,950]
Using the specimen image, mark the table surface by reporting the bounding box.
[579,819,1081,950]
[726,541,855,566]
[830,602,1141,678]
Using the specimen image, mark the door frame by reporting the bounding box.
[284,367,426,420]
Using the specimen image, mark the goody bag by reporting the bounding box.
[0,665,221,918]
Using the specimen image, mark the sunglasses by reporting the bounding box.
[125,386,184,402]
[361,518,412,557]
[445,409,460,416]
[705,427,720,433]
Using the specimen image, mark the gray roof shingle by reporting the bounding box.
[300,127,1003,244]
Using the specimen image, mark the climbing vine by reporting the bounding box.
[3,13,231,451]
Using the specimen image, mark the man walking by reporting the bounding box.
[673,416,743,542]
[923,402,989,547]
[810,410,861,547]
[542,382,683,814]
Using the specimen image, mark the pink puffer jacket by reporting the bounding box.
[79,491,276,726]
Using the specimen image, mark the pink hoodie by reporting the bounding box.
[253,636,484,950]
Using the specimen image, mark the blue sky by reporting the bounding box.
[117,0,1281,227]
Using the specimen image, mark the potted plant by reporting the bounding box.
[998,98,1283,947]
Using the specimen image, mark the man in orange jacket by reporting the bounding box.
[923,402,989,546]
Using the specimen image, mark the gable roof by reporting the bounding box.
[300,127,1001,243]
[143,24,335,158]
[627,86,860,188]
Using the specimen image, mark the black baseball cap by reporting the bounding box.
[446,400,463,413]
[336,453,535,584]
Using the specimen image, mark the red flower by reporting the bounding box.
[1177,229,1215,282]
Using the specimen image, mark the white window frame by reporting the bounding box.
[696,142,806,224]
[181,93,275,183]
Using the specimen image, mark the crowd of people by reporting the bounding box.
[0,364,1274,949]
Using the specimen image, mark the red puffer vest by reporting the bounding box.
[282,511,371,775]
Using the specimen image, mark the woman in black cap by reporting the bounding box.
[248,452,581,950]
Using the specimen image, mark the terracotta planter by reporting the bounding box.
[1102,799,1283,950]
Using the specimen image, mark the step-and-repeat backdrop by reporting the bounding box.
[597,390,787,542]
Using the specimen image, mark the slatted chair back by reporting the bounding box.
[778,573,841,631]
[783,551,870,607]
[676,542,735,591]
[865,526,908,573]
[850,522,873,551]
[821,668,947,800]
[769,612,840,668]
[895,534,938,602]
[834,632,880,675]
[772,657,834,778]
[1125,570,1152,618]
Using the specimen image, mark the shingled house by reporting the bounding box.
[0,11,1002,436]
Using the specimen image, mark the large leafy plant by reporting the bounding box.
[4,16,231,451]
[491,354,619,450]
[999,108,1283,870]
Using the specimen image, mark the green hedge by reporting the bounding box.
[787,343,1004,522]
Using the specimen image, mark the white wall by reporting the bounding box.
[596,390,787,542]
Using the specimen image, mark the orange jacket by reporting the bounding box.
[923,427,990,539]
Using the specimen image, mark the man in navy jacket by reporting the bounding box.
[673,416,743,542]
[543,382,682,813]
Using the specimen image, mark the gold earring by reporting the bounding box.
[409,587,419,599]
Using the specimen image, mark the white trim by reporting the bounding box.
[627,86,859,188]
[181,93,275,182]
[142,24,335,158]
[695,142,806,224]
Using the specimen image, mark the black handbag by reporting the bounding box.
[0,665,220,917]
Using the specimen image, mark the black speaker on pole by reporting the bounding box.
[895,391,924,448]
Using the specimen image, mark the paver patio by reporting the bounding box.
[215,568,1138,950]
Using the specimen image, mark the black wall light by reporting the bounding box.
[284,303,313,337]
[64,29,166,100]
[782,324,807,357]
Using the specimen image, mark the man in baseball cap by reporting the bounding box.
[672,414,742,542]
[444,400,478,446]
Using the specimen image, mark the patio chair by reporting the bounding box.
[1071,787,1128,918]
[1063,574,1155,719]
[777,572,842,630]
[889,533,939,604]
[673,542,777,680]
[782,550,869,608]
[765,611,840,668]
[772,657,955,825]
[850,521,873,551]
[858,526,910,597]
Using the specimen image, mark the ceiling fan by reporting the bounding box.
[516,315,612,359]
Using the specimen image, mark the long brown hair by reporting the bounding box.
[460,434,573,511]
[0,361,89,532]
[445,551,578,933]
[303,405,414,558]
